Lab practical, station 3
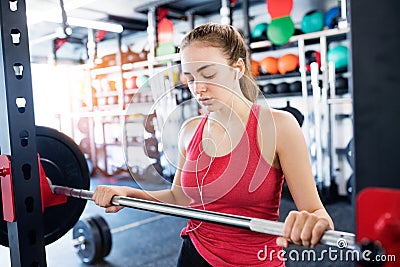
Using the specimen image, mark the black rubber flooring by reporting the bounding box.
[0,174,356,267]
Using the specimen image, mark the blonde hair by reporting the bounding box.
[180,23,259,102]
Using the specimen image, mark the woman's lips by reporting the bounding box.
[199,97,212,105]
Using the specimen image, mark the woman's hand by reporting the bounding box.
[92,185,130,213]
[276,210,332,248]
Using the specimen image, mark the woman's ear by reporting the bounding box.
[234,58,245,79]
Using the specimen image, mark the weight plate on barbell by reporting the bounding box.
[72,217,103,264]
[90,215,112,259]
[0,126,90,247]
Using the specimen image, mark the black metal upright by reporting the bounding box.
[349,0,400,192]
[0,1,47,266]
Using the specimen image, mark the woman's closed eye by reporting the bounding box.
[202,73,216,79]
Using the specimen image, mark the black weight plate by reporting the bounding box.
[0,126,90,247]
[91,215,112,258]
[72,218,103,264]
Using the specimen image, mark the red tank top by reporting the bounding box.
[181,104,285,266]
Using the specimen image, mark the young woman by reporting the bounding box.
[92,23,334,266]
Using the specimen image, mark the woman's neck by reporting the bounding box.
[209,96,253,131]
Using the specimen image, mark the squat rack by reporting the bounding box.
[0,0,47,266]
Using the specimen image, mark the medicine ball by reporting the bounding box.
[267,16,295,46]
[251,23,268,41]
[125,76,137,89]
[305,50,321,72]
[276,82,290,93]
[262,83,277,94]
[335,76,348,90]
[325,7,340,29]
[301,10,324,33]
[289,81,302,93]
[277,54,299,75]
[252,60,260,77]
[327,45,348,69]
[136,75,149,88]
[335,76,348,94]
[260,56,279,75]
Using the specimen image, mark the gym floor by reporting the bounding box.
[0,174,355,267]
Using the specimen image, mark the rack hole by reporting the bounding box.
[13,63,23,79]
[22,164,31,180]
[16,97,26,113]
[9,0,17,11]
[19,130,29,147]
[11,29,21,45]
[28,229,36,245]
[25,197,34,213]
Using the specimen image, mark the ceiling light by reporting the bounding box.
[67,18,123,33]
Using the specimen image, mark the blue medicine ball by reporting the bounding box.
[325,7,340,29]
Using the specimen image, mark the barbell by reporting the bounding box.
[47,178,356,250]
[0,126,395,265]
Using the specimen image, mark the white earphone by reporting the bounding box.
[235,69,240,80]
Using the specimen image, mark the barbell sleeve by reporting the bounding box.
[49,181,356,250]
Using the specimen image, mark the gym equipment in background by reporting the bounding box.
[301,10,324,33]
[259,56,279,75]
[327,45,349,69]
[277,53,299,74]
[251,22,268,41]
[305,50,321,72]
[275,101,304,127]
[251,60,260,77]
[266,0,295,45]
[325,6,340,29]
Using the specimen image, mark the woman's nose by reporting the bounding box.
[193,81,206,94]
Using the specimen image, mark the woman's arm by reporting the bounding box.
[92,117,201,212]
[273,110,334,248]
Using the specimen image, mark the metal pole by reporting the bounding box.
[0,0,47,265]
[50,181,356,250]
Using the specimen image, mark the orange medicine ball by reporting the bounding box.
[251,60,260,77]
[278,53,299,74]
[259,56,279,75]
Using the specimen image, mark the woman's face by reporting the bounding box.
[180,43,238,112]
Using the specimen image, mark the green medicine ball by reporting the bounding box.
[327,45,348,69]
[267,16,295,46]
[301,10,324,33]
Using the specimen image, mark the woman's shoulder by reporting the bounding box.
[258,105,301,135]
[179,115,204,149]
[258,105,297,125]
[181,115,203,133]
